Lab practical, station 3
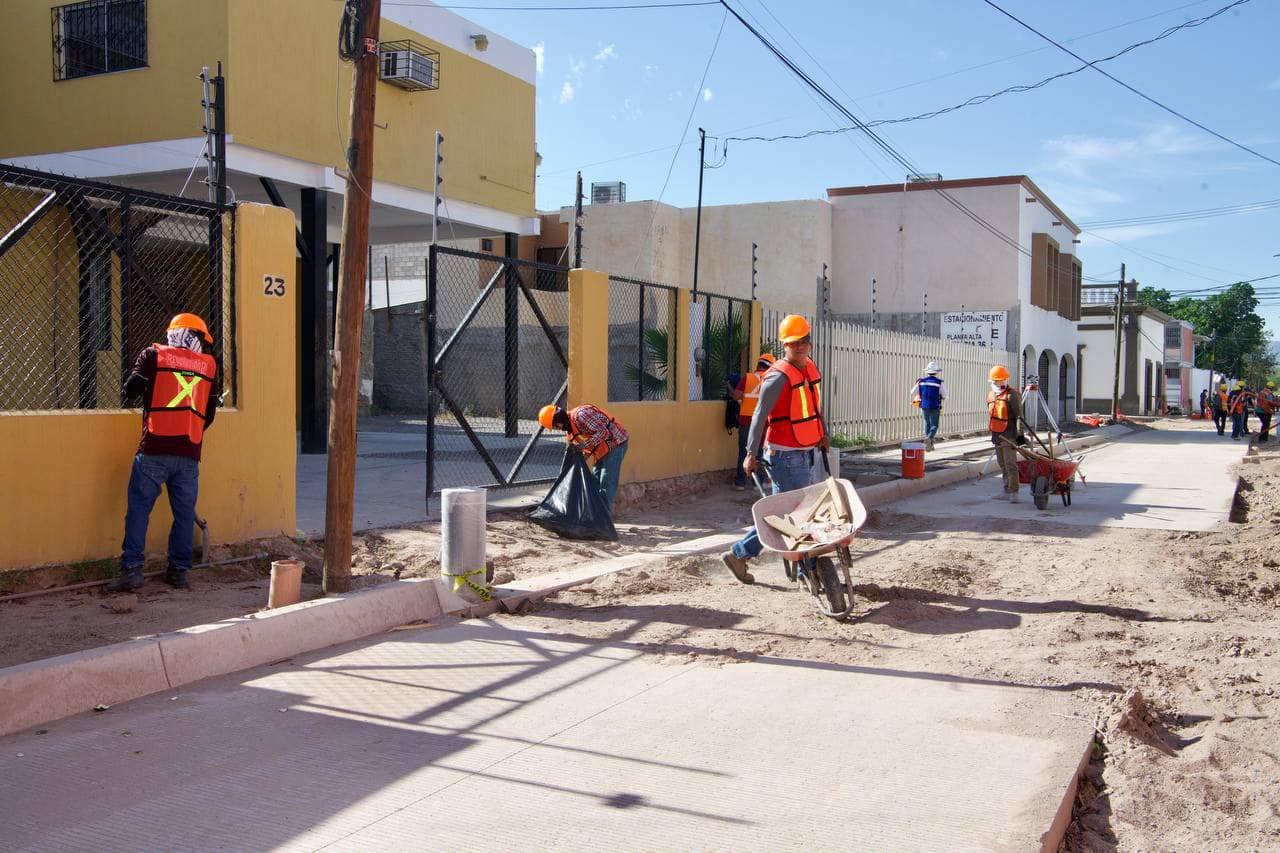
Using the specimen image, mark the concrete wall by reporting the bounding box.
[569,269,762,484]
[572,199,827,312]
[0,1,537,218]
[0,203,297,571]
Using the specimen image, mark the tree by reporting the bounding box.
[1155,282,1270,380]
[1135,286,1173,313]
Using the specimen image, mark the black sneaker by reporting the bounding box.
[107,569,145,593]
[163,568,191,590]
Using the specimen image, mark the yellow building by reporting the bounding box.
[1,0,540,452]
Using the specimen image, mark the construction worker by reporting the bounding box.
[538,403,629,515]
[729,353,776,490]
[910,362,946,451]
[1211,382,1229,436]
[1257,381,1277,443]
[988,365,1027,502]
[1229,381,1249,440]
[721,315,829,584]
[1199,389,1209,420]
[109,313,220,592]
[1242,384,1256,435]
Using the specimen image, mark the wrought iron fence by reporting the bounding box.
[415,245,570,493]
[606,275,677,402]
[0,163,233,412]
[689,290,752,402]
[52,0,148,81]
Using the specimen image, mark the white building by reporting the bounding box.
[1077,282,1170,415]
[826,175,1084,422]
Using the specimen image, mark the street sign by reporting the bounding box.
[941,310,1007,350]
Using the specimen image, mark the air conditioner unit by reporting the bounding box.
[378,40,440,92]
[907,173,943,183]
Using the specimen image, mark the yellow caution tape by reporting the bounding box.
[444,568,492,602]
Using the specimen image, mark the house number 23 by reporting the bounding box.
[263,275,286,297]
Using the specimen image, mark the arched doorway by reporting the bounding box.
[1036,349,1059,432]
[1021,345,1037,389]
[1059,353,1077,421]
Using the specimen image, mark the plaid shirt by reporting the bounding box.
[569,405,628,456]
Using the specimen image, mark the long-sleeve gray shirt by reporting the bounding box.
[744,366,827,456]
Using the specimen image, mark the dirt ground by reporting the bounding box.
[0,487,751,669]
[487,434,1280,851]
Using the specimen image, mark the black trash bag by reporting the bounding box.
[723,398,740,432]
[528,448,618,541]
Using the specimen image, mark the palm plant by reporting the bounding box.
[622,311,750,401]
[622,325,673,400]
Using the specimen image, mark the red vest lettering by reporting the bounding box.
[765,358,824,448]
[146,344,217,445]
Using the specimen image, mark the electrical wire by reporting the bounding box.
[629,8,728,274]
[724,0,1250,144]
[383,0,717,7]
[981,0,1280,170]
[338,0,366,62]
[1079,197,1280,229]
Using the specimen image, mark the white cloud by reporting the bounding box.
[642,64,659,82]
[559,81,575,104]
[667,89,684,102]
[532,42,545,75]
[1268,76,1280,91]
[1034,181,1127,220]
[702,88,713,102]
[569,57,586,81]
[1078,223,1185,244]
[1041,125,1212,179]
[593,43,617,62]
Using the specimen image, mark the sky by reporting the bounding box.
[432,0,1280,334]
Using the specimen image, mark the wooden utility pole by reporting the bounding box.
[1110,263,1125,421]
[324,0,382,594]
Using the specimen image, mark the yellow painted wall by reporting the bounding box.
[568,269,762,483]
[0,1,230,156]
[0,203,297,572]
[0,2,535,219]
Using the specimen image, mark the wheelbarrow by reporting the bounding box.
[750,457,868,621]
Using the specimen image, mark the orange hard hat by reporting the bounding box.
[989,365,1010,382]
[168,312,212,344]
[538,405,559,430]
[755,352,775,367]
[778,315,811,344]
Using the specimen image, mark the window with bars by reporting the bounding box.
[52,0,147,81]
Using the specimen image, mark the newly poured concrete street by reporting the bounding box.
[1,620,1090,852]
[893,423,1242,531]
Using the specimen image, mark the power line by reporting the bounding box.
[981,0,1280,170]
[723,0,1249,145]
[384,1,717,8]
[1079,197,1280,229]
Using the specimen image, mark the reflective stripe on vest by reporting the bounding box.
[740,371,766,419]
[765,358,824,448]
[569,405,621,463]
[145,344,217,445]
[917,375,943,409]
[987,388,1011,434]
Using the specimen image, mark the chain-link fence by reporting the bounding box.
[688,291,752,402]
[0,163,233,412]
[407,245,570,493]
[606,275,677,402]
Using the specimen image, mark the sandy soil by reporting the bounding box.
[488,432,1280,852]
[0,488,751,669]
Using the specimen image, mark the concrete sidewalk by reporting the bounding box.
[1,619,1092,852]
[891,423,1241,531]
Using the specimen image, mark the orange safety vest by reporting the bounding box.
[740,370,768,419]
[1259,389,1277,414]
[568,405,623,464]
[1215,390,1229,410]
[1229,391,1248,415]
[765,358,824,448]
[988,387,1013,434]
[145,344,217,444]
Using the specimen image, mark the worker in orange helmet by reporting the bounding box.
[539,403,629,515]
[728,352,776,490]
[988,364,1027,503]
[721,314,829,584]
[109,313,221,592]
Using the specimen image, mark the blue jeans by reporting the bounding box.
[1232,412,1245,439]
[121,453,200,572]
[735,423,749,486]
[732,448,815,560]
[922,408,940,440]
[594,441,627,513]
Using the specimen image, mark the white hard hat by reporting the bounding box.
[925,362,940,374]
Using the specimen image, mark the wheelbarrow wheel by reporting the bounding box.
[1033,475,1050,511]
[1061,481,1072,507]
[815,557,849,618]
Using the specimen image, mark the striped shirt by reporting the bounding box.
[570,405,628,456]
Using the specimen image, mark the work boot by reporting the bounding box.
[1009,491,1020,503]
[163,567,191,590]
[721,552,754,585]
[925,438,935,451]
[107,567,145,593]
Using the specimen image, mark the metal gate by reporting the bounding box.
[424,244,570,494]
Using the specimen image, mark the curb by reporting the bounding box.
[858,429,1121,509]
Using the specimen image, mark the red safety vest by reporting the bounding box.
[146,344,216,445]
[988,387,1012,434]
[765,358,824,448]
[1259,389,1277,414]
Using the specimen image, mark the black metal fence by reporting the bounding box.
[606,275,677,402]
[689,290,752,402]
[419,244,570,493]
[0,163,233,412]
